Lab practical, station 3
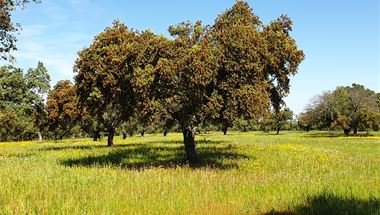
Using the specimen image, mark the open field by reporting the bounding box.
[0,131,379,214]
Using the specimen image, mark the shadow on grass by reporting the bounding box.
[60,144,251,170]
[303,132,374,138]
[39,144,139,151]
[40,139,224,152]
[264,193,380,215]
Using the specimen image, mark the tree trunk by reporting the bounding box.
[122,131,127,140]
[93,129,100,141]
[163,130,168,137]
[107,127,115,147]
[353,128,358,135]
[276,126,280,135]
[183,126,197,164]
[37,132,43,142]
[222,127,228,135]
[140,131,145,137]
[344,128,350,136]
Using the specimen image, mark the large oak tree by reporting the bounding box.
[74,1,304,164]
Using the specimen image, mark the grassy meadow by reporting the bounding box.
[0,131,379,214]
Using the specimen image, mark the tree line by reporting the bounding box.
[298,84,380,135]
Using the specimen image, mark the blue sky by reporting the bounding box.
[5,0,380,114]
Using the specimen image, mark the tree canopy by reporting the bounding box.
[0,62,50,141]
[299,84,380,134]
[0,0,40,61]
[74,1,304,163]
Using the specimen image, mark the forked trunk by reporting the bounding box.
[107,127,115,147]
[183,126,197,164]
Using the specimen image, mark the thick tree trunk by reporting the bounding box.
[222,127,228,135]
[183,126,197,164]
[107,127,115,147]
[37,132,43,142]
[344,128,350,136]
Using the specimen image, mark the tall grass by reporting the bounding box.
[0,131,379,214]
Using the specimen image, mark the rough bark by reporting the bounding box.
[183,126,197,164]
[107,127,115,147]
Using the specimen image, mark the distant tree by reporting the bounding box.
[272,107,293,134]
[47,80,78,140]
[300,84,379,135]
[233,117,250,132]
[298,111,314,132]
[78,105,102,141]
[121,117,138,138]
[0,0,40,61]
[25,61,50,141]
[0,65,34,140]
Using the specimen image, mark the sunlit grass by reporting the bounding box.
[0,131,379,214]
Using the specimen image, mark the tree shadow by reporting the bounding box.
[39,144,140,152]
[263,192,380,215]
[303,132,348,138]
[303,132,374,138]
[60,144,252,170]
[40,139,223,152]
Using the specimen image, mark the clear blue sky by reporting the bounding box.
[5,0,380,114]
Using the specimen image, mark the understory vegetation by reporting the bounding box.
[0,131,379,214]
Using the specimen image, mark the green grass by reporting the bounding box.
[0,131,379,214]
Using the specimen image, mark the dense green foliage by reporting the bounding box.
[0,62,50,141]
[46,80,78,140]
[74,1,304,163]
[299,84,380,134]
[0,132,379,214]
